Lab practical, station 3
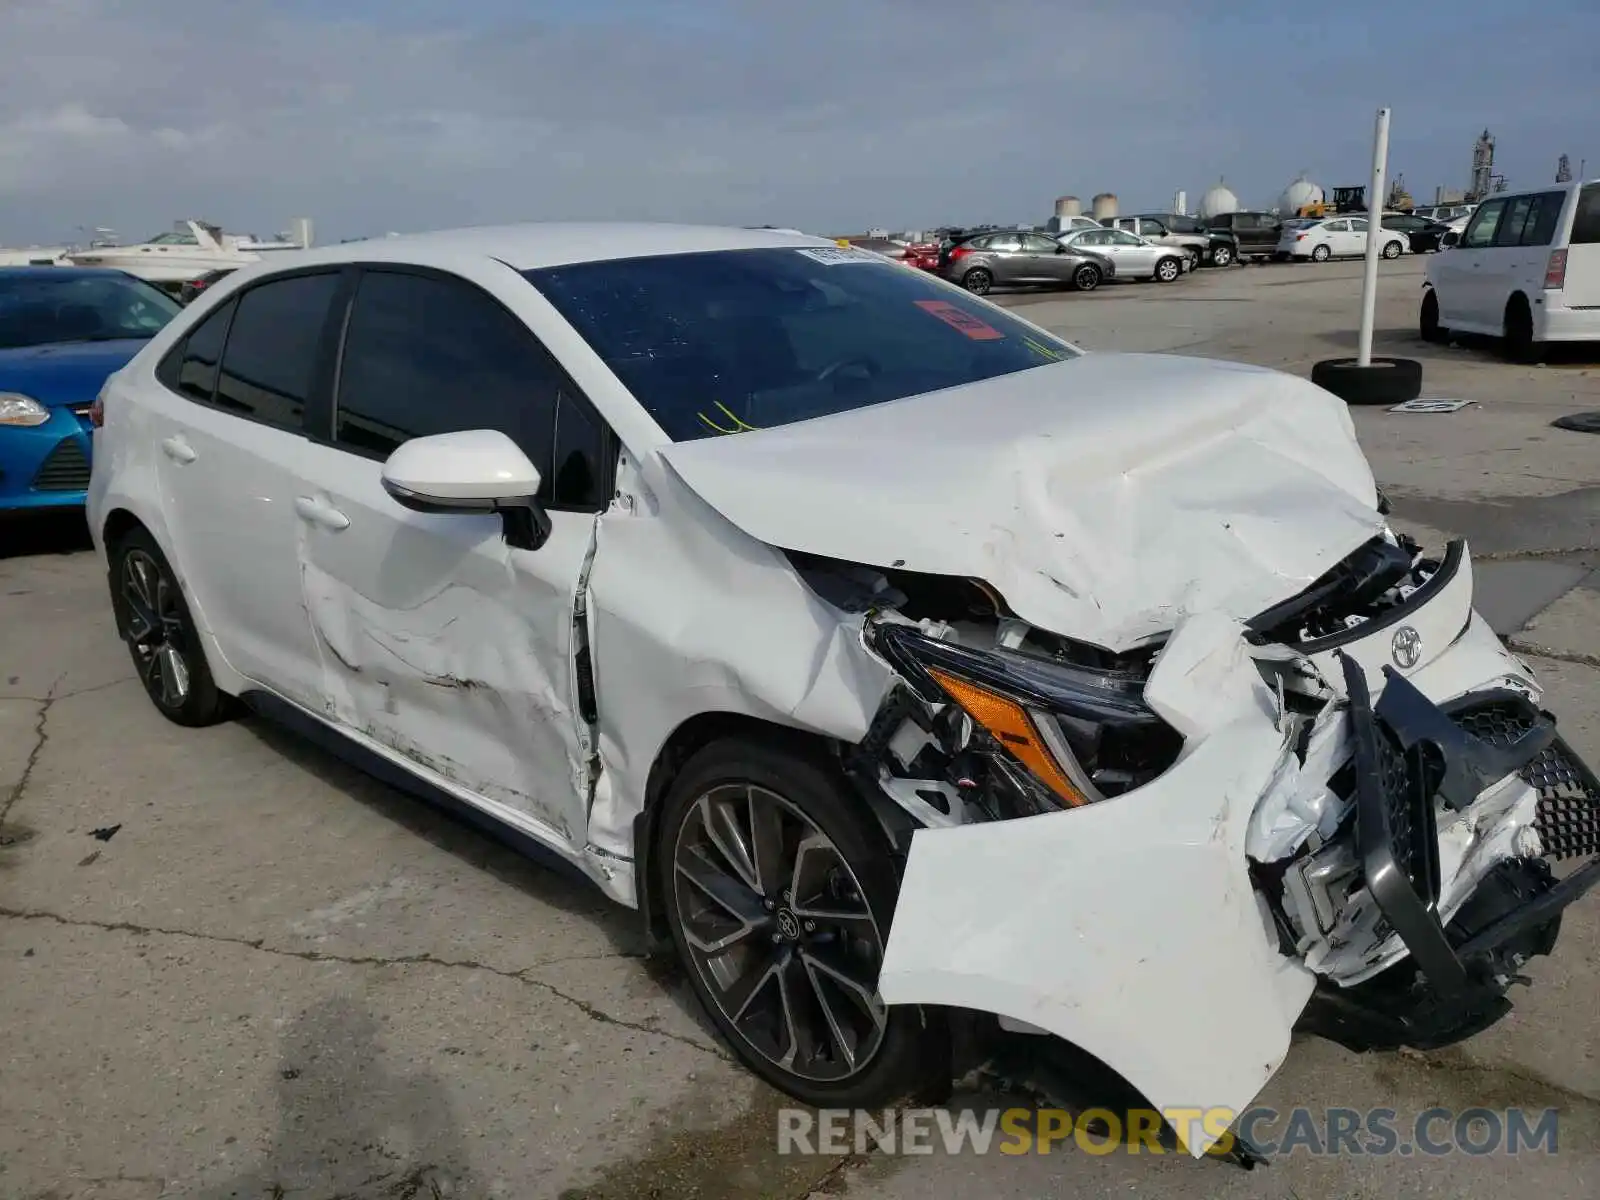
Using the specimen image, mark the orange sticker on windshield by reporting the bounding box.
[914,300,1004,340]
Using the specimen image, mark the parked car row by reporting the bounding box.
[935,227,1188,295]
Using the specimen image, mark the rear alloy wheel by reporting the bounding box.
[961,268,992,296]
[109,528,230,726]
[1072,264,1102,291]
[1211,243,1234,268]
[1311,244,1332,263]
[1155,257,1181,283]
[660,739,928,1107]
[1382,238,1403,260]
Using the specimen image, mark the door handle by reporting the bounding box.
[161,435,196,464]
[294,496,351,531]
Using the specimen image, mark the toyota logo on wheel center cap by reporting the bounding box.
[1391,625,1423,670]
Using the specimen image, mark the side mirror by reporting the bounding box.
[381,429,552,551]
[1055,244,1069,253]
[1440,231,1459,249]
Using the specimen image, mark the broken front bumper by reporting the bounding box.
[1299,656,1600,1051]
[876,609,1600,1158]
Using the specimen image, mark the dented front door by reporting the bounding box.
[293,438,597,847]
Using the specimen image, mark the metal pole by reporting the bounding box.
[1357,106,1390,367]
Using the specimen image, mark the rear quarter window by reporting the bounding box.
[1570,185,1600,245]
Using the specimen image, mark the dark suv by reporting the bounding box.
[1204,211,1283,264]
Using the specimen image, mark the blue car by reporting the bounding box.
[1,267,181,513]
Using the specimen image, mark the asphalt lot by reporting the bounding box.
[2,254,1598,1199]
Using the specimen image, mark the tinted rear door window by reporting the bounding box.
[214,273,338,430]
[333,270,561,486]
[1519,192,1565,246]
[176,299,235,402]
[1494,195,1535,246]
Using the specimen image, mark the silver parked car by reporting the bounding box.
[1057,227,1186,283]
[937,231,1114,295]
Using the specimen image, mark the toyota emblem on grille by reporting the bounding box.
[1391,626,1423,669]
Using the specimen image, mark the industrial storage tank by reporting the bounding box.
[1091,192,1118,220]
[1054,195,1082,218]
[1280,176,1323,215]
[1198,180,1240,220]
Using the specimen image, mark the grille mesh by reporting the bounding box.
[1375,725,1438,902]
[1452,701,1600,860]
[30,437,91,492]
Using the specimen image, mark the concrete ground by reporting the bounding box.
[2,254,1597,1199]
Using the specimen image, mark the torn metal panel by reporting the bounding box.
[581,452,894,871]
[658,352,1386,652]
[878,615,1318,1157]
[294,439,599,852]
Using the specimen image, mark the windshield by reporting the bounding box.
[0,272,181,350]
[524,247,1075,442]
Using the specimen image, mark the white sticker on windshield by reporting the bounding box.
[795,247,880,266]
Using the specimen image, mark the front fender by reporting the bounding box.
[877,619,1317,1157]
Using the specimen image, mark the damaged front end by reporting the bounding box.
[818,537,1600,1158]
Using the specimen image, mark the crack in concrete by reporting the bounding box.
[0,905,727,1061]
[0,674,62,832]
[9,675,136,705]
[1507,639,1600,670]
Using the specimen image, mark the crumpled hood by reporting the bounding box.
[657,352,1387,651]
[0,339,148,408]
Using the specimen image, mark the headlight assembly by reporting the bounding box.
[869,623,1183,816]
[0,393,51,427]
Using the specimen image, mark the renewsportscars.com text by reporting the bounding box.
[777,1105,1561,1158]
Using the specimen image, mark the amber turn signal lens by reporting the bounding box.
[928,668,1089,807]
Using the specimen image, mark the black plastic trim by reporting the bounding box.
[1339,653,1466,991]
[1282,539,1466,655]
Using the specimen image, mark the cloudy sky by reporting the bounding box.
[2,0,1595,244]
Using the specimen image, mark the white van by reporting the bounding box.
[1422,179,1600,360]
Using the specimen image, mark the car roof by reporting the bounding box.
[233,222,839,274]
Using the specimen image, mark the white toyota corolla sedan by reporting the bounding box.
[86,223,1599,1158]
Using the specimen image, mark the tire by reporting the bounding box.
[108,526,231,726]
[1211,243,1234,268]
[657,737,932,1108]
[1420,289,1446,344]
[1183,249,1200,272]
[1503,296,1537,363]
[1382,238,1402,260]
[1071,264,1101,292]
[1311,244,1332,263]
[1154,257,1181,284]
[1310,356,1424,406]
[960,268,992,296]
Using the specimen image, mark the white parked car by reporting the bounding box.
[1276,216,1407,262]
[1423,179,1600,360]
[86,223,1600,1159]
[1055,226,1186,282]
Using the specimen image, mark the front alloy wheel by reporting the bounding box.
[673,783,888,1082]
[1155,257,1181,283]
[658,739,929,1106]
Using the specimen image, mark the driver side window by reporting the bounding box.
[332,269,613,510]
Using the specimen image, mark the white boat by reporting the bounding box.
[62,218,313,283]
[63,220,262,282]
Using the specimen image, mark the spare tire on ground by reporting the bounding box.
[1552,411,1600,434]
[1310,356,1424,406]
